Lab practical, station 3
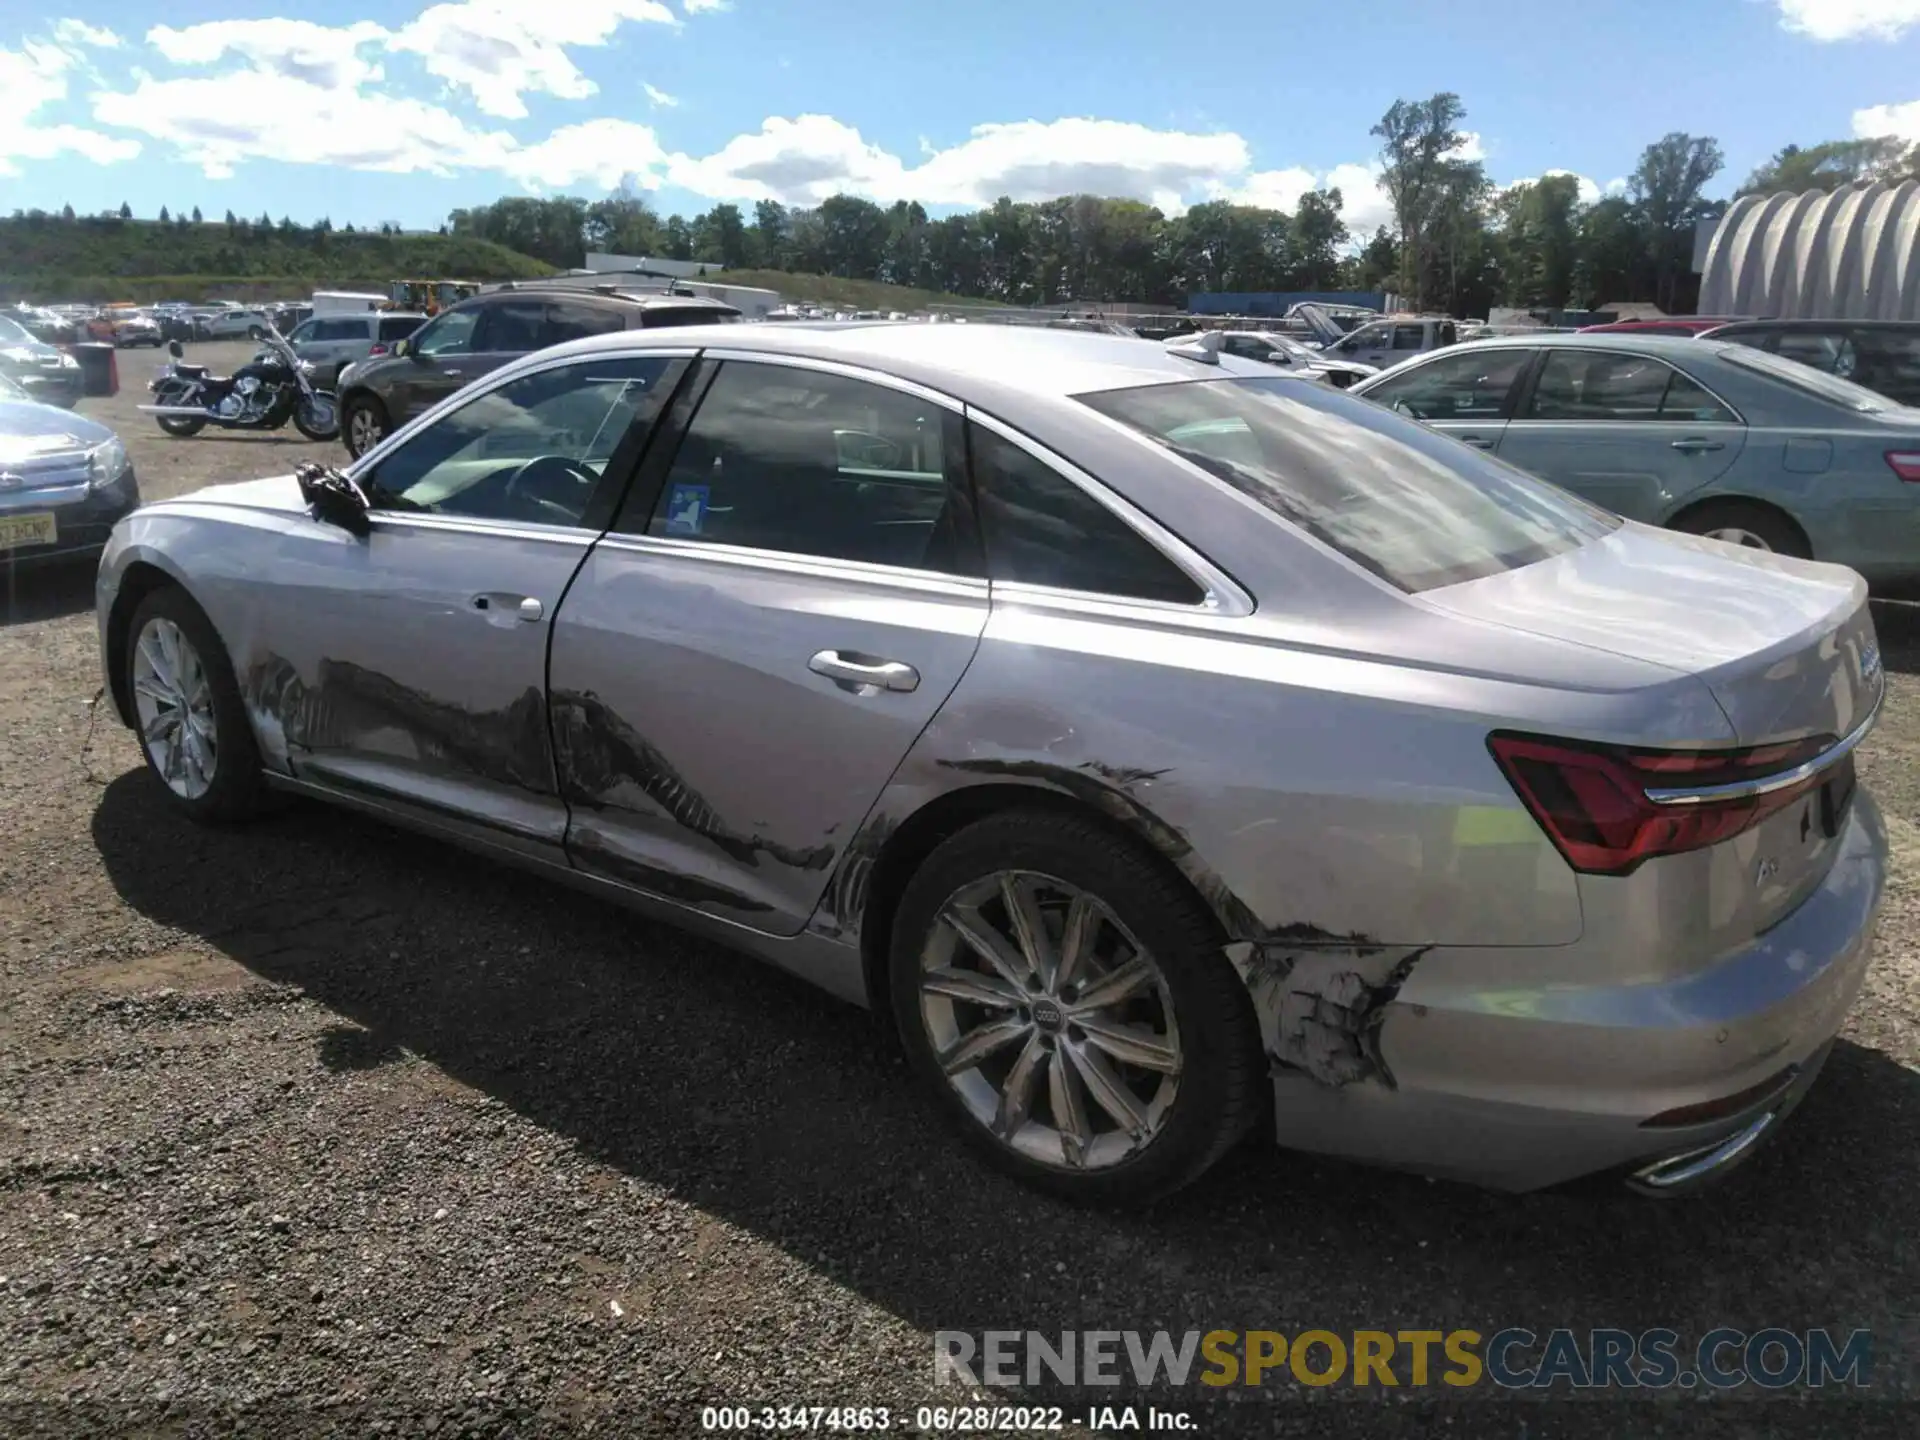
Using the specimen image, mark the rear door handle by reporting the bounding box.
[441,368,464,378]
[1459,435,1495,449]
[1671,437,1726,453]
[809,650,920,693]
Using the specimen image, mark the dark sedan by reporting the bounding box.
[1699,319,1920,409]
[0,313,83,408]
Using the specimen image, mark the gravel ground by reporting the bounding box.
[1,342,1917,1437]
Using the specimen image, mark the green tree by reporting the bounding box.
[1570,195,1645,308]
[1372,92,1474,309]
[1630,132,1724,312]
[660,214,694,261]
[1290,190,1349,290]
[1345,227,1400,292]
[191,206,202,223]
[816,194,888,279]
[750,199,789,269]
[1499,173,1582,308]
[158,205,170,224]
[117,201,132,220]
[60,203,75,222]
[1738,137,1918,196]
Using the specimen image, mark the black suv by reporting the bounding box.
[1698,319,1920,408]
[336,286,741,457]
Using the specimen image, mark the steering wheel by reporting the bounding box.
[503,454,598,525]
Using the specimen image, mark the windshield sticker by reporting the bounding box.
[664,483,710,535]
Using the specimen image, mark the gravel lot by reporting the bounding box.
[1,341,1916,1437]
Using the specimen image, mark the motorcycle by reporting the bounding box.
[138,329,339,440]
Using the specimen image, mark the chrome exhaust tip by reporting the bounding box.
[1630,1110,1777,1193]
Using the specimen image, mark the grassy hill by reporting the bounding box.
[0,216,555,302]
[712,269,979,312]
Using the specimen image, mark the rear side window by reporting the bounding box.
[1722,345,1895,413]
[1525,352,1735,423]
[639,361,977,574]
[477,300,546,353]
[639,305,733,328]
[378,315,423,342]
[546,301,625,345]
[1080,376,1617,593]
[1847,329,1920,403]
[968,423,1203,604]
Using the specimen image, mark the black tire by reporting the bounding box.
[124,585,266,824]
[294,392,340,441]
[247,326,266,341]
[340,393,390,458]
[888,810,1264,1206]
[156,416,205,437]
[1670,500,1810,559]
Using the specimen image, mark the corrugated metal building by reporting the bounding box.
[1698,181,1920,321]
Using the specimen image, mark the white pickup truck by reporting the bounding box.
[1316,315,1461,371]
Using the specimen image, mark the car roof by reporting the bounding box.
[1702,318,1918,333]
[1443,332,1740,359]
[532,320,1280,397]
[471,285,739,314]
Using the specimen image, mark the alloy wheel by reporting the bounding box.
[348,405,384,454]
[918,870,1182,1172]
[1704,526,1773,551]
[131,616,217,800]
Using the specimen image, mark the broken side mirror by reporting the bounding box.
[295,463,372,537]
[390,338,411,359]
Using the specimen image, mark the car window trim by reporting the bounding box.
[590,531,992,599]
[964,407,1252,618]
[1510,347,1747,426]
[347,345,701,532]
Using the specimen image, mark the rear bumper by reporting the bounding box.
[1267,790,1886,1192]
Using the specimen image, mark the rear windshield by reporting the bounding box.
[1720,345,1894,413]
[640,306,736,328]
[1078,376,1618,592]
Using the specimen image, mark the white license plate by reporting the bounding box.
[0,512,57,550]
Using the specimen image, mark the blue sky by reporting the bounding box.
[5,1,1920,235]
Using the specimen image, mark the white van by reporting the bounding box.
[310,290,388,317]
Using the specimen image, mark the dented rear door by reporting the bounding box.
[548,356,989,934]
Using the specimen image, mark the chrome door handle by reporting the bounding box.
[1459,435,1495,449]
[1671,438,1725,453]
[518,597,544,622]
[809,650,920,693]
[441,369,463,378]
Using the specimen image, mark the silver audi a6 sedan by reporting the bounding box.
[95,323,1887,1205]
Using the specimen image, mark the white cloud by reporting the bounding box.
[644,82,679,107]
[1219,166,1320,212]
[683,0,731,10]
[1776,0,1920,41]
[1449,131,1487,163]
[51,19,122,49]
[503,117,670,190]
[391,0,677,119]
[92,68,515,180]
[148,20,389,90]
[667,114,1254,209]
[1854,97,1920,140]
[0,38,140,177]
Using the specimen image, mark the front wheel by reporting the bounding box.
[294,392,340,441]
[247,326,266,341]
[341,394,389,458]
[889,811,1265,1206]
[125,586,265,823]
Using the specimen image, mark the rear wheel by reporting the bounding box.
[889,810,1263,1206]
[125,586,265,824]
[341,394,390,458]
[156,415,205,437]
[247,326,266,341]
[1671,500,1809,559]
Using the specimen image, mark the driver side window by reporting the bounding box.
[362,356,680,527]
[412,308,481,357]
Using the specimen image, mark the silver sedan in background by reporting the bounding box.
[95,324,1885,1204]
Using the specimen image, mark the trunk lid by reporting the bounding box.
[1433,521,1881,936]
[1428,521,1880,747]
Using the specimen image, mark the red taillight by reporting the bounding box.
[1487,732,1831,875]
[1887,451,1920,483]
[368,343,389,357]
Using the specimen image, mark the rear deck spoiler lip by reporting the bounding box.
[1644,679,1884,807]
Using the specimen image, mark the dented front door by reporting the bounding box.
[254,513,589,853]
[547,356,989,934]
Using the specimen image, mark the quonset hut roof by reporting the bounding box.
[1698,180,1920,321]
